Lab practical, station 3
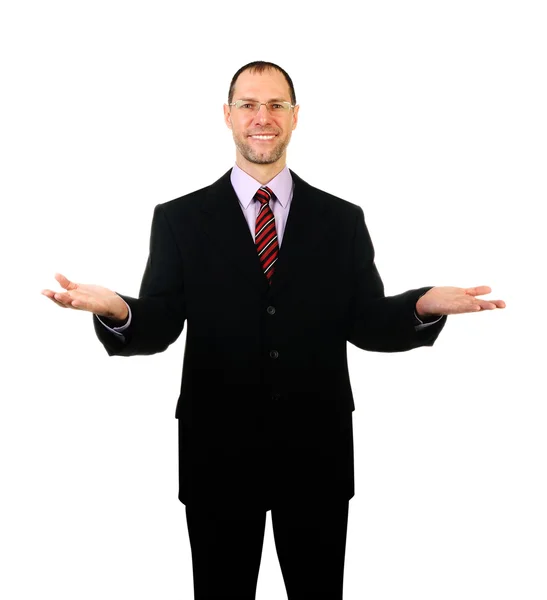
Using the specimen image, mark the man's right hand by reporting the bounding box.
[41,273,129,322]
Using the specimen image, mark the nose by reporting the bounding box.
[254,103,271,125]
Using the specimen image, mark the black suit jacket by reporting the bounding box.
[94,168,446,510]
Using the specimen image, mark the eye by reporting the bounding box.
[270,103,284,110]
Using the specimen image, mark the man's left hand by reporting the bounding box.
[416,286,506,318]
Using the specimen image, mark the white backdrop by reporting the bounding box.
[1,1,546,598]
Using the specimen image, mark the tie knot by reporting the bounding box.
[254,186,274,206]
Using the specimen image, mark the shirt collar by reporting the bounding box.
[230,164,293,209]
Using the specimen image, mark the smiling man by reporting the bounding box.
[42,61,505,599]
[225,66,299,177]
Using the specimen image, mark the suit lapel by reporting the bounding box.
[268,170,331,297]
[200,169,267,292]
[199,168,331,296]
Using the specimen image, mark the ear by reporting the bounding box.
[292,104,300,131]
[223,104,232,130]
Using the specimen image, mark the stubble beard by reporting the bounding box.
[233,132,290,165]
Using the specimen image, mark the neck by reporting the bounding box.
[235,155,287,185]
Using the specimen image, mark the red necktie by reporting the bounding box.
[254,186,279,284]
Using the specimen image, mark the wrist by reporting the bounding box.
[415,294,440,321]
[415,298,429,319]
[112,306,129,323]
[107,297,129,322]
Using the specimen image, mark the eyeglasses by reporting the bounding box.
[228,100,296,114]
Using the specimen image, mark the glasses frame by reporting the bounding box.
[228,99,297,114]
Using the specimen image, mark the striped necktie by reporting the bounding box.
[254,186,279,284]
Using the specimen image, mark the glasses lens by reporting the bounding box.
[234,100,290,112]
[268,102,289,112]
[235,101,259,111]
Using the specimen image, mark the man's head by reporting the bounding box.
[224,61,299,174]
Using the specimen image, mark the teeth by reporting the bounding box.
[251,135,275,139]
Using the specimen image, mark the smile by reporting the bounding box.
[250,135,276,140]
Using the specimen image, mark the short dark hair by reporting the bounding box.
[228,61,297,105]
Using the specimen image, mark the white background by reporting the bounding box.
[1,0,546,598]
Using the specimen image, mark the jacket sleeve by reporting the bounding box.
[346,205,446,352]
[93,203,186,356]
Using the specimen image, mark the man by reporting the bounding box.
[42,61,505,599]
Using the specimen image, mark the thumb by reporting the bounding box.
[465,285,492,296]
[55,272,77,291]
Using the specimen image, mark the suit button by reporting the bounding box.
[269,350,279,359]
[266,305,276,315]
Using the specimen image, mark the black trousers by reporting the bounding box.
[185,496,349,599]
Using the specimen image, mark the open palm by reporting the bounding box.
[416,285,506,317]
[41,273,128,321]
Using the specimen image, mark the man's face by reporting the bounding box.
[224,68,299,166]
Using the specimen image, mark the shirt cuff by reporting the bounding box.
[96,301,132,336]
[414,310,443,330]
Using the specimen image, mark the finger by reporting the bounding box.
[54,290,98,312]
[42,289,83,310]
[491,299,506,308]
[465,285,492,296]
[50,297,69,309]
[475,299,500,310]
[55,295,88,310]
[53,291,76,307]
[43,294,69,308]
[43,289,71,305]
[55,272,77,291]
[69,299,90,310]
[42,290,69,308]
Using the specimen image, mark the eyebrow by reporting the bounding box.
[237,97,290,103]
